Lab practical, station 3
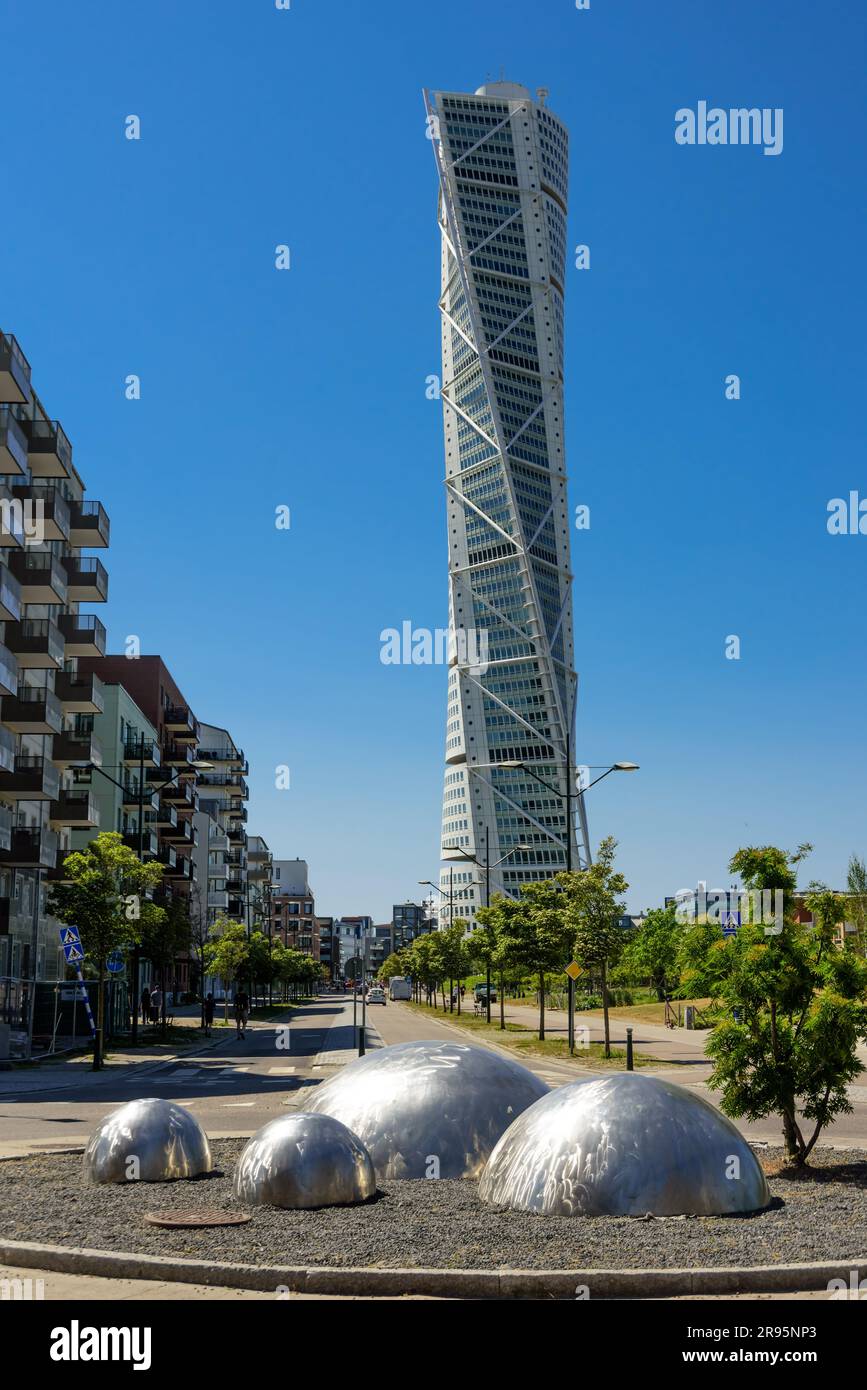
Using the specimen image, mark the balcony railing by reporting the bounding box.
[8,551,67,604]
[4,618,64,669]
[164,705,196,738]
[68,499,109,548]
[122,737,160,767]
[0,754,60,800]
[0,406,29,475]
[11,483,70,542]
[57,612,106,657]
[0,825,59,869]
[20,416,72,477]
[61,555,108,602]
[0,641,18,698]
[0,563,21,622]
[49,790,99,827]
[0,333,32,404]
[52,730,102,768]
[55,670,104,714]
[1,684,63,733]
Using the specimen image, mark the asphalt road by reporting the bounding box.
[4,992,867,1150]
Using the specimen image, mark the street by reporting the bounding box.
[4,992,867,1152]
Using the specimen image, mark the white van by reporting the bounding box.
[389,977,412,1001]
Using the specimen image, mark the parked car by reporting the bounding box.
[473,982,498,1003]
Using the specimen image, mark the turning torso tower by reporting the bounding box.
[425,80,589,929]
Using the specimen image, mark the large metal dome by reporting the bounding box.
[83,1098,212,1184]
[307,1040,548,1179]
[233,1113,375,1209]
[479,1073,770,1217]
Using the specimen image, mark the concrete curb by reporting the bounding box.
[0,1238,862,1299]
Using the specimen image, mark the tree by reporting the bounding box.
[408,933,442,1007]
[204,922,250,1023]
[695,844,867,1166]
[618,904,680,999]
[846,854,867,953]
[491,881,572,1040]
[437,921,470,1013]
[139,892,191,1035]
[47,831,164,1058]
[561,837,629,1057]
[476,894,524,1029]
[468,912,499,1023]
[379,949,411,984]
[188,881,211,1025]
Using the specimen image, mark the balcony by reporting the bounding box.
[156,845,177,872]
[248,862,271,881]
[121,781,158,812]
[163,779,197,810]
[163,705,197,740]
[0,407,29,475]
[0,825,59,869]
[8,551,67,604]
[61,556,108,603]
[122,828,158,857]
[68,499,109,548]
[155,802,178,830]
[0,805,10,855]
[208,889,230,911]
[0,725,15,776]
[229,805,248,824]
[55,670,104,714]
[11,483,70,543]
[122,737,160,768]
[197,745,245,769]
[226,873,244,893]
[227,824,247,845]
[0,483,25,549]
[162,815,195,845]
[57,613,106,658]
[170,855,194,881]
[1,684,62,734]
[52,729,102,769]
[228,896,245,918]
[0,563,21,621]
[0,334,32,405]
[0,642,18,698]
[198,773,249,800]
[19,416,72,478]
[49,790,99,828]
[4,619,64,671]
[209,830,230,853]
[162,741,194,768]
[0,755,60,801]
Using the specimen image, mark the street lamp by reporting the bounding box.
[85,738,213,1050]
[447,834,533,1023]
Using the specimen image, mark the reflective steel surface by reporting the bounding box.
[480,1073,770,1216]
[83,1098,213,1184]
[233,1112,375,1209]
[307,1040,548,1180]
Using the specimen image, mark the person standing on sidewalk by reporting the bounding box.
[140,986,150,1025]
[234,988,250,1039]
[203,992,215,1038]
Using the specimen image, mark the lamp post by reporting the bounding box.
[86,737,212,1049]
[490,751,639,1051]
[448,832,533,1023]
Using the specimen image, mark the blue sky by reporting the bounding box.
[2,0,865,919]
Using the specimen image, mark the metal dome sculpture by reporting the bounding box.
[83,1098,212,1184]
[479,1073,770,1217]
[233,1113,375,1209]
[307,1040,548,1180]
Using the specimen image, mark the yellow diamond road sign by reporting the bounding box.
[565,960,582,980]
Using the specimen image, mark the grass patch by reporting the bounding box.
[405,1000,664,1066]
[584,998,711,1027]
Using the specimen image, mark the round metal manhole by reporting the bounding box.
[143,1208,251,1229]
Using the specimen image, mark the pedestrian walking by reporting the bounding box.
[149,986,162,1025]
[203,992,215,1037]
[140,986,151,1025]
[234,987,250,1039]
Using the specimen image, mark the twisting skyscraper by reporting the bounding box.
[425,80,589,927]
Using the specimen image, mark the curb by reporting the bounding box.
[0,1238,862,1299]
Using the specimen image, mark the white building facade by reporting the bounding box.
[425,81,589,928]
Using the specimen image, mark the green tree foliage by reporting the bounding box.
[617,903,680,999]
[48,831,165,1046]
[492,880,572,1040]
[560,836,628,1056]
[846,854,867,952]
[694,844,867,1166]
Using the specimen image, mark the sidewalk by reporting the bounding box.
[0,1012,288,1100]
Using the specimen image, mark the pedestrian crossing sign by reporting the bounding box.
[59,925,84,964]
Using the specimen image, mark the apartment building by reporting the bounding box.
[316,916,335,979]
[247,833,273,936]
[271,857,316,956]
[0,329,110,1053]
[194,723,250,934]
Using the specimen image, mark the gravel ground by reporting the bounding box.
[1,1140,866,1271]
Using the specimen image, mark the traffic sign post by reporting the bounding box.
[565,960,582,1055]
[58,927,99,1068]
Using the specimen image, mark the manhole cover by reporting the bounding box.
[143,1209,251,1229]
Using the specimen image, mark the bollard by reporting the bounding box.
[626,1025,633,1071]
[92,1027,103,1071]
[358,1024,366,1057]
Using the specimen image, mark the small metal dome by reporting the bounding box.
[480,1073,770,1217]
[83,1098,212,1184]
[307,1040,548,1180]
[233,1113,375,1210]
